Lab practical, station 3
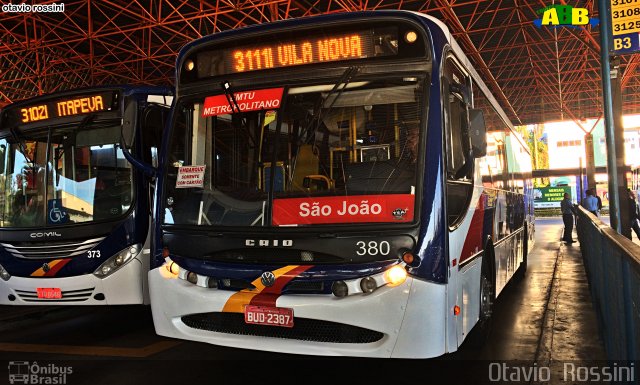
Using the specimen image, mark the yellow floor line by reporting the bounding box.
[0,340,182,358]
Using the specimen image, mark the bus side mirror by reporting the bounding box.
[121,99,137,149]
[142,104,167,150]
[469,109,487,158]
[141,104,169,168]
[119,102,164,179]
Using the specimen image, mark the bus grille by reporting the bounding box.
[14,288,95,302]
[0,237,105,259]
[209,249,344,264]
[283,280,325,293]
[214,279,324,293]
[181,312,384,344]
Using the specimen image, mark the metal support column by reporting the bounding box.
[597,0,621,233]
[611,57,630,238]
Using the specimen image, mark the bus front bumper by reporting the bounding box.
[149,266,449,358]
[0,259,144,305]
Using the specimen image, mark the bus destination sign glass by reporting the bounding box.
[16,92,116,124]
[219,29,396,75]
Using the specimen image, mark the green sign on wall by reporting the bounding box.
[534,186,572,208]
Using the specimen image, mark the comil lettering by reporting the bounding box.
[30,231,62,238]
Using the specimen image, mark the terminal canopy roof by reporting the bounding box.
[1,0,639,125]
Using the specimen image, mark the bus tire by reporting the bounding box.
[515,228,528,280]
[467,246,495,348]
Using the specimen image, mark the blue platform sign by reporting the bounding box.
[609,0,640,55]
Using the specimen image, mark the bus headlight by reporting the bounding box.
[384,265,408,286]
[93,244,142,278]
[164,259,180,276]
[0,264,10,281]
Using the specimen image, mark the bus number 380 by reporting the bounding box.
[356,241,390,256]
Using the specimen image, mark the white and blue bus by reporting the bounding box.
[150,11,534,358]
[0,86,171,304]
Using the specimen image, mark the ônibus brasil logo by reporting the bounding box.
[8,361,72,384]
[533,4,599,28]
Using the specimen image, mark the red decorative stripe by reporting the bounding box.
[249,265,314,307]
[459,193,486,264]
[44,259,71,277]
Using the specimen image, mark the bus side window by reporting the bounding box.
[443,56,473,228]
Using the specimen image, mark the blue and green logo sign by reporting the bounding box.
[533,5,600,28]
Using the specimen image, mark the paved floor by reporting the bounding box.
[0,218,607,385]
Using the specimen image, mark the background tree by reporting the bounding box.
[515,124,549,187]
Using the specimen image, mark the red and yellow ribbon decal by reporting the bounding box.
[30,258,71,277]
[222,265,313,313]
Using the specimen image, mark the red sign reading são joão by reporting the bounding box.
[272,194,415,225]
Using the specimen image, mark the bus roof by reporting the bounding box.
[175,10,517,138]
[176,11,433,75]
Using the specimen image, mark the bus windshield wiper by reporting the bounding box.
[9,126,34,164]
[312,66,359,133]
[291,66,359,186]
[220,81,256,147]
[78,113,96,128]
[324,66,359,107]
[221,81,242,114]
[293,66,360,152]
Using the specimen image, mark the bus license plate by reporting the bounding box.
[36,288,62,299]
[244,305,294,328]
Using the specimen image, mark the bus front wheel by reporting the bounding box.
[467,249,495,348]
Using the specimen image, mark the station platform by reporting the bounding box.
[522,219,609,383]
[451,217,608,384]
[0,218,613,385]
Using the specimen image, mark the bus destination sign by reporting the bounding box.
[16,92,115,124]
[223,31,381,74]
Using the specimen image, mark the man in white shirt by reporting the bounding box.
[582,189,599,216]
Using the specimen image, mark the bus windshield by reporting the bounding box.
[0,121,133,228]
[164,75,425,227]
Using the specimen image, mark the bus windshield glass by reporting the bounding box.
[0,121,133,228]
[164,75,425,227]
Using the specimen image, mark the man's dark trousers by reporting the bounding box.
[562,214,574,242]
